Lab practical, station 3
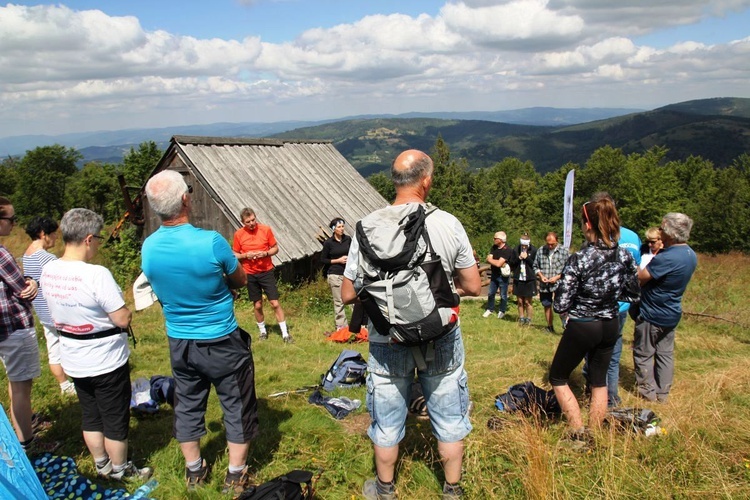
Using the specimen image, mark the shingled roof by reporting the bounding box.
[146,135,387,266]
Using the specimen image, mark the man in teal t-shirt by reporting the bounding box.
[142,170,257,496]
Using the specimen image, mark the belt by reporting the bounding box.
[59,327,127,341]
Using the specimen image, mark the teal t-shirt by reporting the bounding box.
[142,224,239,340]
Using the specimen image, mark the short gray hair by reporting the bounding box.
[60,208,103,244]
[661,212,693,243]
[392,154,433,188]
[145,170,188,221]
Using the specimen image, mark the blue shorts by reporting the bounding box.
[539,291,554,308]
[366,326,472,447]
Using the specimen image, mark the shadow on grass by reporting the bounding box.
[246,398,293,470]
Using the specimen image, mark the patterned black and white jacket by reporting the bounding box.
[553,240,640,320]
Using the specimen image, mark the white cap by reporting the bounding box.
[494,231,506,241]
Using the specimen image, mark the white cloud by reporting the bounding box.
[0,1,749,137]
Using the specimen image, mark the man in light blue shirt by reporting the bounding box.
[142,170,257,495]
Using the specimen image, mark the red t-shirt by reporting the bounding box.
[233,224,276,275]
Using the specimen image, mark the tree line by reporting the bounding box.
[370,137,750,254]
[2,137,748,266]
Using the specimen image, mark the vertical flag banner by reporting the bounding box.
[563,169,575,250]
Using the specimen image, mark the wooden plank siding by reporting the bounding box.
[142,136,388,281]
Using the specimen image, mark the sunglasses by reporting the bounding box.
[0,215,17,224]
[91,234,105,241]
[582,202,592,229]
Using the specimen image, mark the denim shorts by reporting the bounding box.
[366,326,472,447]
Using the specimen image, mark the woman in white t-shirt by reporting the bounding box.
[639,227,663,269]
[41,208,152,482]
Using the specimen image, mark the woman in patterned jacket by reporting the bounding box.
[548,194,640,439]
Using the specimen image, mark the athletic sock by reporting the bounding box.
[186,457,203,472]
[20,437,34,450]
[94,455,110,469]
[257,321,266,334]
[376,477,395,495]
[228,463,246,474]
[112,462,127,473]
[279,321,289,337]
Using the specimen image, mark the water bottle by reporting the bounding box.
[130,479,158,499]
[644,424,664,437]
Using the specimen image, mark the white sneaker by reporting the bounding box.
[482,310,492,318]
[497,312,505,319]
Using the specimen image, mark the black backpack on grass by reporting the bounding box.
[236,470,315,499]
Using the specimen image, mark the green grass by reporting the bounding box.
[2,241,750,498]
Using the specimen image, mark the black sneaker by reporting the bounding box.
[546,325,555,333]
[223,465,253,495]
[186,459,209,491]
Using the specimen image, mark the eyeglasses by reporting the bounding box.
[186,185,194,194]
[91,234,105,241]
[647,239,660,244]
[0,215,17,224]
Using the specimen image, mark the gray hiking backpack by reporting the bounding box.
[353,203,460,347]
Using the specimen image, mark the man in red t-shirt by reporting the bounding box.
[232,208,292,343]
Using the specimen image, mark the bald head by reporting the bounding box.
[391,149,433,189]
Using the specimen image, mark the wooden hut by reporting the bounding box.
[143,135,388,282]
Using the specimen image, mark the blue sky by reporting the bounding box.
[1,0,749,137]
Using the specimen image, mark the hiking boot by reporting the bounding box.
[283,334,295,344]
[104,461,153,481]
[497,311,505,319]
[185,459,209,491]
[565,428,595,452]
[482,310,492,318]
[259,331,268,341]
[442,482,464,499]
[222,465,253,495]
[363,478,398,500]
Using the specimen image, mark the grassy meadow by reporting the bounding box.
[2,227,750,499]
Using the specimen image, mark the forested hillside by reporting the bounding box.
[275,97,750,173]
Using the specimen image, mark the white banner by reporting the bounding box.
[563,169,575,250]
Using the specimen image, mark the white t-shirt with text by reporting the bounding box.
[41,260,129,378]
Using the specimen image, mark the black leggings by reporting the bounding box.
[549,317,619,387]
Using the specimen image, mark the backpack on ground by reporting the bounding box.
[236,470,315,500]
[320,350,367,392]
[354,203,460,347]
[495,381,561,416]
[606,407,660,433]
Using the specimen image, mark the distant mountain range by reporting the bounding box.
[0,107,640,160]
[274,97,750,174]
[3,98,748,174]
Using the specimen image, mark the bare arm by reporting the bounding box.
[342,277,357,304]
[454,265,481,297]
[108,306,132,329]
[226,263,247,289]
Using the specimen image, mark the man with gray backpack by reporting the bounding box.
[342,149,481,500]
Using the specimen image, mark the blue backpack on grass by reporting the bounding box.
[321,350,367,391]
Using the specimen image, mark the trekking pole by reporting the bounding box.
[268,385,320,398]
